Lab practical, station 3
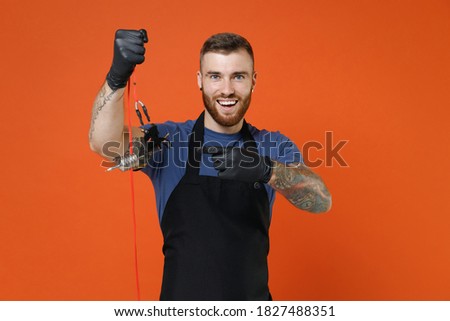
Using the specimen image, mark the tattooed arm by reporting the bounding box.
[89,29,147,159]
[268,161,332,213]
[88,82,143,159]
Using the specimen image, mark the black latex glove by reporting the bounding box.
[203,146,273,183]
[106,29,148,90]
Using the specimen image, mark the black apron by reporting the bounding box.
[159,112,272,300]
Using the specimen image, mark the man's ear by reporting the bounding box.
[197,71,202,90]
[252,71,257,92]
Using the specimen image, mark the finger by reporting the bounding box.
[217,169,232,180]
[121,49,145,64]
[116,29,146,44]
[139,29,148,43]
[122,43,146,55]
[212,157,227,170]
[117,40,145,55]
[202,145,224,155]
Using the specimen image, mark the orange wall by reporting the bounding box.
[0,0,449,300]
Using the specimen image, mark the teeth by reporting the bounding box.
[218,100,238,106]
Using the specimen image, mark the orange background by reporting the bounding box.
[0,0,449,300]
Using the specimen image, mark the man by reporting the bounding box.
[89,29,331,300]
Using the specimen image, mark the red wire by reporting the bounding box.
[127,75,141,301]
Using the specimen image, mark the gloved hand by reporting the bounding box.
[203,146,273,183]
[106,29,148,90]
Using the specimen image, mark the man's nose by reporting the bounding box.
[221,79,235,96]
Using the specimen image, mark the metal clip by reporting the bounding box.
[134,100,150,126]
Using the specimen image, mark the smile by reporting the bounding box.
[217,100,238,107]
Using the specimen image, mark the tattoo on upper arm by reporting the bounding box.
[270,162,331,213]
[89,85,117,140]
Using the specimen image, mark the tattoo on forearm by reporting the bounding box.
[270,162,331,213]
[89,85,117,140]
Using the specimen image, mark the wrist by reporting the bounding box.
[106,70,130,90]
[266,160,280,186]
[261,156,273,183]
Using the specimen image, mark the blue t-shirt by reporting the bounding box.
[141,119,302,222]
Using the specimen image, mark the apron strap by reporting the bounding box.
[186,111,257,176]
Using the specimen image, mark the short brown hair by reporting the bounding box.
[200,33,254,67]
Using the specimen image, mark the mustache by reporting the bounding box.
[215,94,240,99]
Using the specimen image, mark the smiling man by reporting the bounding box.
[198,42,255,132]
[89,30,331,301]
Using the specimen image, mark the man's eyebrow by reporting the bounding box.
[232,71,250,76]
[205,71,251,77]
[205,71,222,75]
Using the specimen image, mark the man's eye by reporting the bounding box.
[210,75,220,80]
[234,75,245,80]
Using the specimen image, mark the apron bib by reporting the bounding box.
[160,112,272,300]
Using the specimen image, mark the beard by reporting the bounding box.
[202,90,252,127]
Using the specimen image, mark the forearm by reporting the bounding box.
[88,82,126,158]
[268,161,332,213]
